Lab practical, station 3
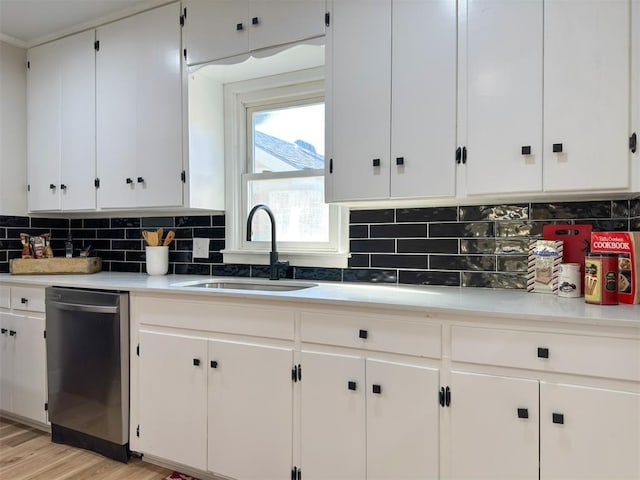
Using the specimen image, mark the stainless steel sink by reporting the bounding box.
[174,280,316,292]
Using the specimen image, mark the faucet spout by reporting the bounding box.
[246,204,288,280]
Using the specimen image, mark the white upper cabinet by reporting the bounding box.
[96,3,183,209]
[463,0,543,196]
[632,0,639,191]
[326,0,457,202]
[390,0,457,199]
[183,0,326,66]
[462,0,632,197]
[327,0,391,202]
[543,0,631,192]
[27,30,96,212]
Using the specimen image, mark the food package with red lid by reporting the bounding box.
[590,232,640,304]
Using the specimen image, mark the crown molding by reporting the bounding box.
[0,33,28,49]
[26,0,174,48]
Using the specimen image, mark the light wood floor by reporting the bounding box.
[0,417,172,480]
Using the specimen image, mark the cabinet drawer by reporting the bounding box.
[300,311,441,358]
[451,326,640,382]
[0,286,9,309]
[135,296,295,340]
[10,287,46,313]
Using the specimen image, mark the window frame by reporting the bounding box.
[221,67,349,268]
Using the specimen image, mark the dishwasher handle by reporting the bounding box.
[47,300,120,315]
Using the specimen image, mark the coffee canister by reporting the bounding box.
[558,263,581,298]
[584,255,618,305]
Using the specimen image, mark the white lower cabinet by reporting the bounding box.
[300,351,440,480]
[450,371,540,480]
[451,373,640,480]
[132,296,639,480]
[207,339,293,480]
[450,326,640,480]
[540,382,640,480]
[0,285,47,425]
[138,330,208,470]
[300,350,366,480]
[138,328,294,479]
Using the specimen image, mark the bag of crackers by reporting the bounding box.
[590,232,640,304]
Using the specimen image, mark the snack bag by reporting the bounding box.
[527,240,563,294]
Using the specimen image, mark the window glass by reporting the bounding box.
[251,103,325,173]
[247,176,328,242]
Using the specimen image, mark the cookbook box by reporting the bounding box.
[590,232,640,304]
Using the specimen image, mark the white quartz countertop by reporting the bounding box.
[1,272,638,328]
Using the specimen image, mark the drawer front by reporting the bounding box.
[301,311,441,358]
[10,286,46,313]
[135,296,295,340]
[0,286,9,309]
[451,326,640,382]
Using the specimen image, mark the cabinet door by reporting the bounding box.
[390,0,457,199]
[138,330,208,471]
[540,382,640,480]
[58,30,96,211]
[96,13,138,209]
[327,0,391,201]
[464,0,543,196]
[0,313,13,412]
[300,350,366,480]
[27,40,61,212]
[208,339,293,480]
[543,0,630,192]
[366,359,440,480]
[249,0,326,51]
[183,0,249,65]
[450,371,539,480]
[11,314,46,423]
[97,3,183,209]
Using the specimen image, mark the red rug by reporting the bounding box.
[163,472,200,480]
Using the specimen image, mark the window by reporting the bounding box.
[246,101,328,244]
[219,46,348,268]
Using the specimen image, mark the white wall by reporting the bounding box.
[0,40,27,216]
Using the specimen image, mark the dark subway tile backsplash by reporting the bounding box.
[0,198,637,289]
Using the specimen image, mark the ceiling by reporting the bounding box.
[0,0,163,47]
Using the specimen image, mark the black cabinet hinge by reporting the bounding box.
[94,178,100,188]
[27,61,30,69]
[292,466,302,480]
[329,158,333,174]
[325,12,330,26]
[136,425,140,437]
[180,14,185,26]
[43,330,46,339]
[462,146,467,164]
[44,402,48,411]
[181,170,186,183]
[183,48,187,60]
[94,40,100,51]
[439,386,451,407]
[630,132,637,153]
[27,184,31,192]
[292,364,302,382]
[136,344,140,356]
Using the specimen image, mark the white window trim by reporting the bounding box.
[221,67,349,269]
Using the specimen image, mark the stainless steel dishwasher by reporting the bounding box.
[45,287,129,462]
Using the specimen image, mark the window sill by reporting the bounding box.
[221,249,349,269]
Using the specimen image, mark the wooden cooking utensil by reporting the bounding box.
[157,227,164,246]
[163,230,175,246]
